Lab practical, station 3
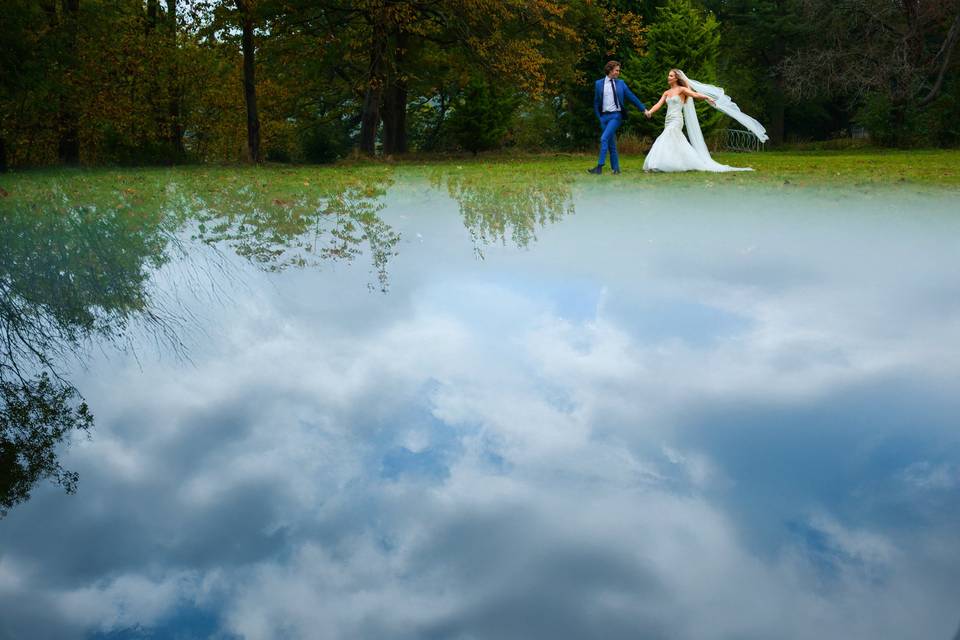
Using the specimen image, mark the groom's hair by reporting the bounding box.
[604,60,621,75]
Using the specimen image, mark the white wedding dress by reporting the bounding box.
[643,96,751,172]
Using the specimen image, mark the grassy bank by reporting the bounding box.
[386,149,960,187]
[1,150,958,203]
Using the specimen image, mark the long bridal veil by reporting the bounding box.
[675,69,769,167]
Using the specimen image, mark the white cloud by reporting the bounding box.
[901,461,960,491]
[57,572,202,632]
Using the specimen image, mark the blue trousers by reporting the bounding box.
[597,112,623,171]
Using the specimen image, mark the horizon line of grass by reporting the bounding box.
[2,149,958,192]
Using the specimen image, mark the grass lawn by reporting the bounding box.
[388,149,960,188]
[1,150,958,206]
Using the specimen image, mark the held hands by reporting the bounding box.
[644,109,652,119]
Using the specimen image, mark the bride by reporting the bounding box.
[643,69,768,172]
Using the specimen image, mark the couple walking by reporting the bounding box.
[589,60,769,173]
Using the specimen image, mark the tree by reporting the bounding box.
[2,0,627,163]
[258,0,428,157]
[438,166,574,256]
[0,1,52,170]
[193,0,265,162]
[0,192,172,516]
[358,1,388,155]
[236,0,261,162]
[381,27,410,155]
[166,0,185,157]
[550,0,647,150]
[142,0,186,161]
[703,0,809,145]
[0,0,203,166]
[1,375,92,518]
[187,169,401,289]
[56,0,81,164]
[411,0,599,153]
[264,0,585,156]
[448,77,519,154]
[780,0,960,145]
[626,0,723,139]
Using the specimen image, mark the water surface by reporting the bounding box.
[1,172,958,639]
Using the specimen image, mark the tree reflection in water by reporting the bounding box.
[0,198,175,516]
[181,169,399,291]
[0,172,399,516]
[434,167,575,257]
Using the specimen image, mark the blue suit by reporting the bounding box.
[593,77,647,171]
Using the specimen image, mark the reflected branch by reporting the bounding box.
[435,168,575,258]
[0,196,178,516]
[0,373,92,518]
[0,170,404,515]
[182,170,401,291]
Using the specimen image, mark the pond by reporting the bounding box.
[1,169,959,639]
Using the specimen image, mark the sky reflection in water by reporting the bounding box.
[1,174,959,640]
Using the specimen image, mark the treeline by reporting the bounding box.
[1,0,958,168]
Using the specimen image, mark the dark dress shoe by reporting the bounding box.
[587,165,603,175]
[612,169,621,174]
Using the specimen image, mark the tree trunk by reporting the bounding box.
[58,0,80,165]
[382,90,396,154]
[146,0,158,31]
[359,11,387,155]
[919,10,960,107]
[382,31,408,155]
[166,0,183,158]
[769,100,784,146]
[41,0,57,22]
[891,99,909,147]
[382,82,407,155]
[237,0,260,163]
[768,76,785,145]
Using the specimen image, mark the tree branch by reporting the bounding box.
[919,10,960,106]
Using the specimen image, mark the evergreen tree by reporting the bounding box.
[704,0,812,145]
[448,78,519,155]
[623,0,723,139]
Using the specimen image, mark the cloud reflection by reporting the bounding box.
[0,171,402,521]
[1,183,959,639]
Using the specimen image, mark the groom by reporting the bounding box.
[588,61,648,175]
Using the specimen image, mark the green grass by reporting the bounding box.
[388,149,960,188]
[1,150,958,205]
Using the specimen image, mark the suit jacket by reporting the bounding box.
[594,77,646,120]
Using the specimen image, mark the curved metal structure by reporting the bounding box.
[723,128,765,152]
